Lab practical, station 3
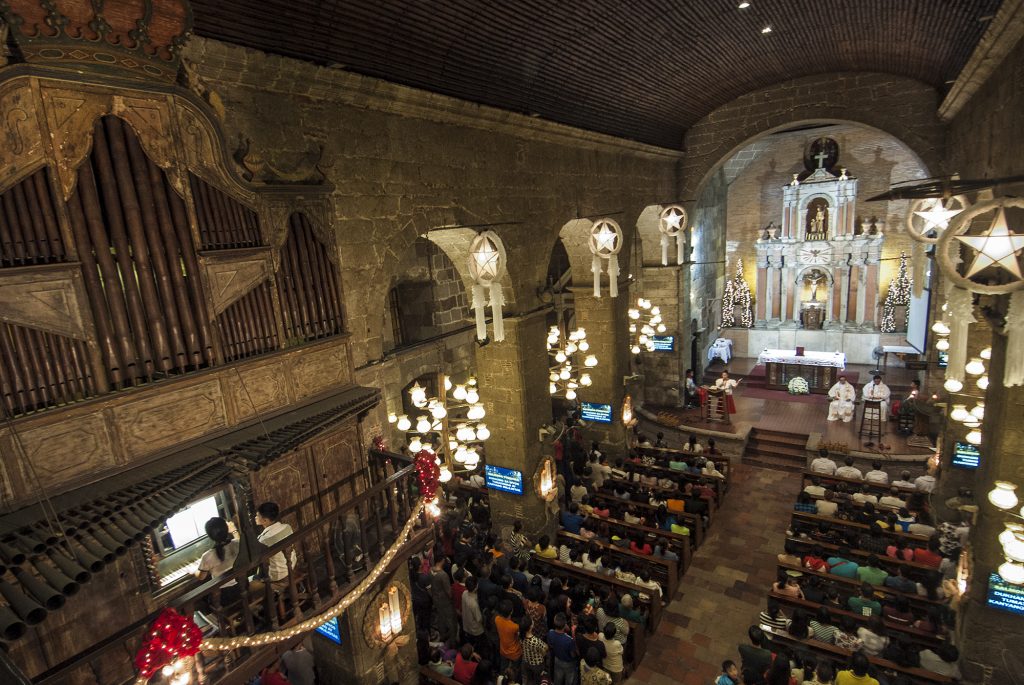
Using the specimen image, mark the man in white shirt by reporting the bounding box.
[862,374,891,421]
[827,376,857,422]
[803,477,826,497]
[810,449,837,475]
[835,457,863,480]
[878,486,907,509]
[919,645,962,679]
[914,473,937,493]
[816,490,839,517]
[864,462,889,485]
[851,487,878,505]
[254,501,297,589]
[592,454,612,488]
[891,470,916,489]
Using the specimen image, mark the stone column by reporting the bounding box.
[764,263,775,321]
[476,309,556,540]
[863,264,878,328]
[779,267,791,322]
[572,290,630,451]
[756,264,768,321]
[856,265,869,327]
[840,267,852,323]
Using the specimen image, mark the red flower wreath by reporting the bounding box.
[414,449,441,502]
[134,607,203,679]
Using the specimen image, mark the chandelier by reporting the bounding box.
[628,297,666,354]
[546,325,597,401]
[388,372,488,483]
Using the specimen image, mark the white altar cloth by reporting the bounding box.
[756,349,846,369]
[708,338,733,363]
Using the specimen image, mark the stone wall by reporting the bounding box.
[691,169,729,379]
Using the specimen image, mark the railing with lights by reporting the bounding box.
[546,325,597,401]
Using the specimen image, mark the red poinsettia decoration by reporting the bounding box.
[134,607,203,679]
[414,448,441,502]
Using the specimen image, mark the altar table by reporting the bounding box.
[757,349,846,394]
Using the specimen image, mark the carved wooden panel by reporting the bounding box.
[288,342,351,401]
[310,420,362,512]
[113,379,227,460]
[113,94,183,193]
[200,249,275,314]
[250,448,311,526]
[0,80,44,193]
[0,266,92,339]
[224,359,291,423]
[38,85,112,199]
[10,411,118,493]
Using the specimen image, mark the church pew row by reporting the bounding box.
[785,534,940,578]
[532,556,664,631]
[762,629,953,685]
[557,530,680,600]
[776,561,946,611]
[801,470,919,497]
[633,450,729,500]
[767,590,945,649]
[791,511,930,544]
[583,514,693,567]
[600,477,713,528]
[590,490,705,547]
[802,491,925,517]
[620,460,725,508]
[636,445,731,488]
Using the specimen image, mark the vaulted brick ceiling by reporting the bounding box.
[189,0,1002,149]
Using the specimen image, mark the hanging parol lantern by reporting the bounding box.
[588,218,623,298]
[658,205,688,266]
[467,230,508,341]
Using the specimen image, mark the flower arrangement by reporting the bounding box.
[788,376,810,395]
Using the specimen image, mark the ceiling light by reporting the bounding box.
[738,1,750,7]
[761,25,772,34]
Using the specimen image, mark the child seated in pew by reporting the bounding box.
[653,538,679,562]
[634,568,662,602]
[702,460,725,479]
[772,569,805,599]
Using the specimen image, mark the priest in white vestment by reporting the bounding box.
[827,376,857,422]
[862,374,891,421]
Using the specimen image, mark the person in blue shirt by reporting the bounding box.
[653,538,679,561]
[560,502,585,534]
[794,492,818,513]
[826,547,860,578]
[715,660,740,685]
[546,612,578,685]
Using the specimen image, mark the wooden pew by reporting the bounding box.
[785,535,941,579]
[590,490,704,547]
[801,469,918,497]
[558,530,680,600]
[420,666,463,685]
[637,445,731,488]
[763,628,953,684]
[584,514,692,570]
[620,461,724,509]
[634,449,728,500]
[767,591,944,649]
[532,556,663,630]
[776,561,946,611]
[599,479,710,531]
[791,511,930,545]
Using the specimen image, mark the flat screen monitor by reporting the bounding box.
[580,402,613,423]
[951,441,980,469]
[315,616,342,644]
[650,335,674,351]
[485,464,524,495]
[938,350,948,368]
[987,573,1024,615]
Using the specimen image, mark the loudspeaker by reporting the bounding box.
[12,568,66,610]
[47,551,91,584]
[0,581,47,625]
[0,603,27,641]
[33,560,80,597]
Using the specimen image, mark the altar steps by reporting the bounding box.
[743,428,809,472]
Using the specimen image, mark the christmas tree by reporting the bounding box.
[721,268,736,327]
[881,251,912,332]
[722,259,754,328]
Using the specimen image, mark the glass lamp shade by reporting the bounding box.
[555,351,567,363]
[575,328,587,338]
[547,335,559,346]
[965,357,985,375]
[476,424,490,440]
[999,559,1024,585]
[566,389,577,400]
[396,415,411,431]
[943,378,963,393]
[438,466,452,483]
[444,376,452,391]
[965,428,982,445]
[453,446,467,463]
[565,342,577,354]
[465,387,480,404]
[657,324,667,333]
[931,321,951,335]
[408,437,422,452]
[467,404,486,420]
[1005,534,1024,564]
[999,523,1024,549]
[465,428,477,441]
[578,341,589,352]
[950,404,970,422]
[430,404,447,420]
[559,368,571,380]
[935,338,950,351]
[989,481,1019,510]
[971,403,985,420]
[580,373,592,387]
[409,382,427,407]
[631,345,641,355]
[415,416,432,433]
[977,375,990,390]
[629,324,637,333]
[981,347,992,360]
[448,438,458,451]
[464,448,479,466]
[549,383,557,394]
[639,335,649,345]
[567,381,579,389]
[641,325,655,336]
[452,384,468,401]
[387,412,397,423]
[628,308,640,320]
[651,306,661,316]
[463,459,478,471]
[584,355,598,368]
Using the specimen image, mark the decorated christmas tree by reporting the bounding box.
[881,251,912,332]
[721,259,754,328]
[721,268,736,327]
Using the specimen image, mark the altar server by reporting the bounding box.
[862,374,891,421]
[827,376,857,422]
[714,370,739,414]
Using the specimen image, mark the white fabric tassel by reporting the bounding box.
[489,281,505,342]
[471,283,488,341]
[946,287,975,383]
[660,234,669,266]
[677,235,685,266]
[911,242,925,298]
[608,255,619,298]
[1005,291,1024,387]
[592,255,602,298]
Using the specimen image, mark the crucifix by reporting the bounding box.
[814,149,828,169]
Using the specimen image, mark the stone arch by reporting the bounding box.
[679,72,945,207]
[635,204,666,267]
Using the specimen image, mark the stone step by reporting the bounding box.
[742,453,807,473]
[749,431,809,449]
[746,440,807,459]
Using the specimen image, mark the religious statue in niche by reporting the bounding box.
[804,269,826,302]
[805,198,830,240]
[800,268,828,330]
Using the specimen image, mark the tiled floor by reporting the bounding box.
[626,461,797,685]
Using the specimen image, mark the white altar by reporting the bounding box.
[757,349,846,368]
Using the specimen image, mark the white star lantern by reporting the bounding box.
[658,205,688,266]
[467,230,508,342]
[905,196,968,244]
[588,218,623,297]
[955,207,1024,279]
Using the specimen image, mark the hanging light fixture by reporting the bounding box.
[977,375,990,390]
[658,205,688,265]
[396,414,412,431]
[943,378,964,393]
[935,338,950,351]
[547,325,597,400]
[950,404,971,422]
[989,481,1019,510]
[971,402,985,420]
[999,559,1024,585]
[931,321,952,335]
[965,425,982,446]
[965,357,986,375]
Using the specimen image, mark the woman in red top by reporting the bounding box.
[629,537,653,556]
[913,538,943,568]
[886,541,914,561]
[803,546,828,572]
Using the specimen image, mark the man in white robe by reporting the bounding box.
[862,374,891,421]
[827,376,857,422]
